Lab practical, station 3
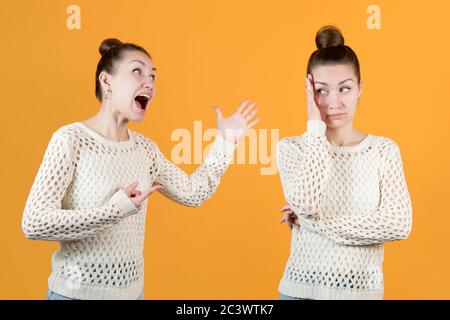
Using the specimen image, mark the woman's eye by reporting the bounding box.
[151,75,156,81]
[341,87,351,93]
[133,68,141,75]
[317,89,326,95]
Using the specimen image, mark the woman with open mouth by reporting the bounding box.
[22,38,259,300]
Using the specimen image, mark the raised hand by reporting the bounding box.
[213,99,259,144]
[123,181,163,210]
[306,74,322,121]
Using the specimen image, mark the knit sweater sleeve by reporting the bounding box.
[22,130,139,241]
[152,133,236,207]
[276,120,332,218]
[299,141,413,246]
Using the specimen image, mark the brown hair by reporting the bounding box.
[95,38,152,102]
[307,26,361,83]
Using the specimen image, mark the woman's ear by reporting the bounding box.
[99,71,111,92]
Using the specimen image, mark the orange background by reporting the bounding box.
[1,0,449,299]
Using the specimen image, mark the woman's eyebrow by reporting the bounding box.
[130,59,157,72]
[314,78,353,86]
[130,59,146,66]
[339,78,353,84]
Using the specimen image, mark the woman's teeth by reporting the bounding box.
[137,93,150,99]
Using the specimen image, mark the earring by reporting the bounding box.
[106,88,112,100]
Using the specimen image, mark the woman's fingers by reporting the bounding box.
[287,220,293,230]
[129,184,164,208]
[149,183,164,194]
[307,74,315,96]
[138,185,163,201]
[281,207,294,217]
[245,107,258,122]
[247,118,259,130]
[213,106,224,121]
[124,181,139,196]
[291,215,299,227]
[236,99,251,114]
[280,204,291,212]
[130,190,142,198]
[306,75,314,99]
[280,213,293,230]
[306,74,321,120]
[285,213,293,229]
[286,212,298,228]
[242,102,257,116]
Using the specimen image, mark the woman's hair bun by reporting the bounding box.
[315,25,345,50]
[99,38,123,56]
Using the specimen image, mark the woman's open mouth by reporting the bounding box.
[134,93,151,114]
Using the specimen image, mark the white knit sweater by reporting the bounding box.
[22,122,236,300]
[277,120,412,300]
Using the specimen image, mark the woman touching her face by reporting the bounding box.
[277,26,412,300]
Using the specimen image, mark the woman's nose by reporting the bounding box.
[142,78,154,89]
[327,93,341,110]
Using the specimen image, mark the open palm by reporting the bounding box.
[214,99,259,144]
[306,74,322,121]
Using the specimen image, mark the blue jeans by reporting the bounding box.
[46,289,144,300]
[279,293,310,300]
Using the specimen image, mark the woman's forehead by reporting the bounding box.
[121,51,155,70]
[312,64,357,84]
